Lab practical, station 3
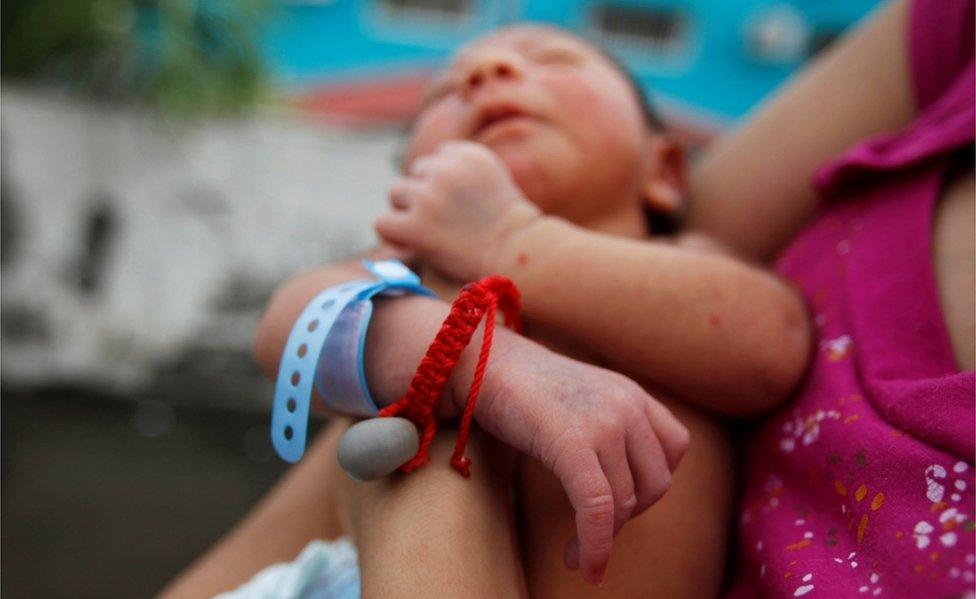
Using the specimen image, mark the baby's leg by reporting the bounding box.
[340,422,528,598]
[519,397,733,598]
[165,420,528,598]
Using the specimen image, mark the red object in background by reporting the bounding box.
[291,73,432,126]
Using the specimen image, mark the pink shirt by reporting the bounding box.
[729,1,975,596]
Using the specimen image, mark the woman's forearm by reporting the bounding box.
[492,217,811,415]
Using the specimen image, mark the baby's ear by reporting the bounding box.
[641,136,687,215]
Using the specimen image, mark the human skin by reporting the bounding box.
[381,5,973,593]
[244,26,773,591]
[162,2,976,595]
[161,419,533,599]
[306,25,796,584]
[377,140,809,414]
[239,253,692,586]
[160,26,741,594]
[687,0,973,371]
[232,26,781,593]
[376,27,810,415]
[346,6,974,593]
[337,423,530,598]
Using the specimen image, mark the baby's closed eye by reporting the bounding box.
[527,44,583,65]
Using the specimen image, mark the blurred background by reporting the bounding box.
[1,0,879,595]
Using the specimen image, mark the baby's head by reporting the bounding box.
[405,25,685,234]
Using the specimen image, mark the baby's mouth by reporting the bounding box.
[473,104,537,138]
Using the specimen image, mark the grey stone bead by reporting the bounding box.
[337,417,419,481]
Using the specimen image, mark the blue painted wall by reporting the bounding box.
[263,0,880,123]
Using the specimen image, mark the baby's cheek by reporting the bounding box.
[547,76,643,159]
[497,145,560,206]
[407,104,465,162]
[585,96,643,154]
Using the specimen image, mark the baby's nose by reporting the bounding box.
[461,53,522,96]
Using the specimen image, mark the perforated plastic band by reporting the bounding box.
[270,260,433,463]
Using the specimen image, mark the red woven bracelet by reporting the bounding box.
[377,275,521,477]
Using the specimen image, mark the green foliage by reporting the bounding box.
[1,0,272,116]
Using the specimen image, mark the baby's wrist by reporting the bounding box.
[365,295,452,406]
[368,287,519,421]
[477,201,539,274]
[490,214,563,276]
[451,324,522,420]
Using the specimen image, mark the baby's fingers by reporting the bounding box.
[644,399,690,470]
[408,154,442,178]
[553,447,615,585]
[374,211,418,248]
[627,418,673,516]
[598,439,637,535]
[388,180,424,211]
[564,427,669,573]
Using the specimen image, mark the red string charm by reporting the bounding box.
[377,275,521,477]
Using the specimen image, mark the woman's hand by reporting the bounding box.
[466,332,690,584]
[374,141,541,282]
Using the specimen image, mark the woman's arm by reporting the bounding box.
[687,0,914,260]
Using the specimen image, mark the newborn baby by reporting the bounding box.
[360,24,807,593]
[244,24,809,596]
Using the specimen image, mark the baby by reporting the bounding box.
[249,24,810,595]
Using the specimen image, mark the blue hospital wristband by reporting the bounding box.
[270,260,434,463]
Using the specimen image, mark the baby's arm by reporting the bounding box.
[489,217,809,415]
[375,143,810,416]
[253,257,458,413]
[253,257,690,583]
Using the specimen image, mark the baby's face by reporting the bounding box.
[405,26,653,219]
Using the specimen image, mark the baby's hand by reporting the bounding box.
[375,141,541,282]
[468,334,690,585]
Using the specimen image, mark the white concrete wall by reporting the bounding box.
[1,86,403,407]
